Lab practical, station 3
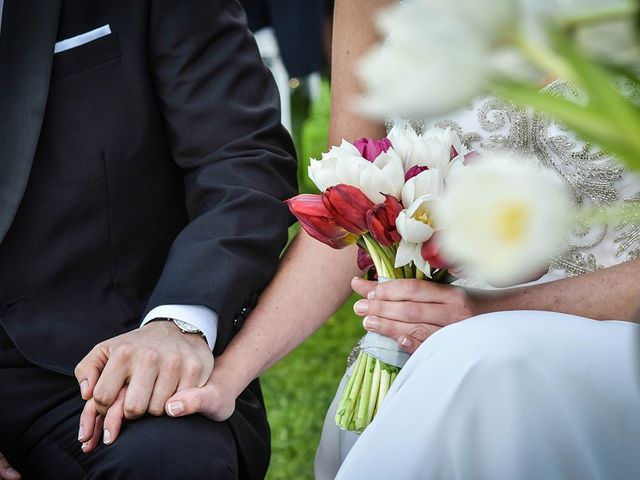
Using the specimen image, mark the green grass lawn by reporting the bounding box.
[261,79,364,479]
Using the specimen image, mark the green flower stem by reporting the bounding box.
[514,34,576,83]
[378,368,391,406]
[362,235,395,278]
[561,3,637,31]
[350,393,361,431]
[380,245,402,280]
[355,355,375,431]
[432,268,450,284]
[362,236,387,278]
[403,264,413,279]
[336,351,366,429]
[367,359,382,424]
[335,354,361,426]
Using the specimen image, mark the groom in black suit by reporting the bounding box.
[0,0,296,478]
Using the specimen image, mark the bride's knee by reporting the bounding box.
[425,311,549,368]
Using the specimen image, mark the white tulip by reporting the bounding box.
[388,125,466,172]
[434,154,573,285]
[357,0,608,119]
[358,1,491,118]
[308,140,405,204]
[359,149,406,203]
[395,195,438,274]
[401,169,443,208]
[421,127,465,169]
[387,124,423,170]
[308,140,368,191]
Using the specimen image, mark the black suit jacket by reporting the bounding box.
[0,1,297,478]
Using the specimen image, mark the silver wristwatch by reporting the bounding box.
[169,318,205,339]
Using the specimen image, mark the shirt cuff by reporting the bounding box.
[140,304,218,351]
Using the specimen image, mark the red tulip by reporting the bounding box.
[366,195,403,247]
[354,137,392,162]
[357,247,375,273]
[322,184,374,235]
[420,232,450,269]
[286,194,357,249]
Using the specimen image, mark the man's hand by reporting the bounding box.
[74,321,214,419]
[0,452,20,480]
[351,277,477,353]
[78,387,127,452]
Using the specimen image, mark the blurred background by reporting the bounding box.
[238,1,364,478]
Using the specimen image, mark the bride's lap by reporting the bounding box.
[404,310,638,373]
[335,311,640,480]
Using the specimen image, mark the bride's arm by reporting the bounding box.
[350,259,640,353]
[202,233,360,411]
[328,0,394,144]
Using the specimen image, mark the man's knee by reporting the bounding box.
[93,414,238,479]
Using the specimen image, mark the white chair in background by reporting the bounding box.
[253,27,292,133]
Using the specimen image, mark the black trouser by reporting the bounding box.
[0,327,238,479]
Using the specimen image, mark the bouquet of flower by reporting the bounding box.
[286,125,472,432]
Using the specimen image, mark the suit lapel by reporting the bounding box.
[0,0,62,244]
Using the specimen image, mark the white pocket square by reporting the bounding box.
[54,24,112,54]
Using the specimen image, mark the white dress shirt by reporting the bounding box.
[141,305,218,351]
[0,0,218,350]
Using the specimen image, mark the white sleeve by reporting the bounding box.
[140,304,218,351]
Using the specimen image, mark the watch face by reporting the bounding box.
[173,319,202,334]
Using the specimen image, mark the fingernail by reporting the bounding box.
[363,316,379,330]
[367,290,376,300]
[103,429,112,445]
[80,379,89,396]
[167,401,184,417]
[400,336,412,347]
[78,425,84,441]
[6,468,20,478]
[353,300,368,315]
[81,442,89,452]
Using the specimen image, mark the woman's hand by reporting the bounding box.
[164,380,236,422]
[351,277,477,353]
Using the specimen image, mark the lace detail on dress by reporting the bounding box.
[471,81,623,205]
[615,192,640,261]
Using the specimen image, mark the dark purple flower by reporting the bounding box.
[354,137,392,162]
[404,165,430,182]
[357,247,375,273]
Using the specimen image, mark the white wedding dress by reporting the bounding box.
[314,74,640,478]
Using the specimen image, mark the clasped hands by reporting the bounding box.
[75,278,478,450]
[74,320,232,451]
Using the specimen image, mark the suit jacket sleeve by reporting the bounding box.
[145,0,298,354]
